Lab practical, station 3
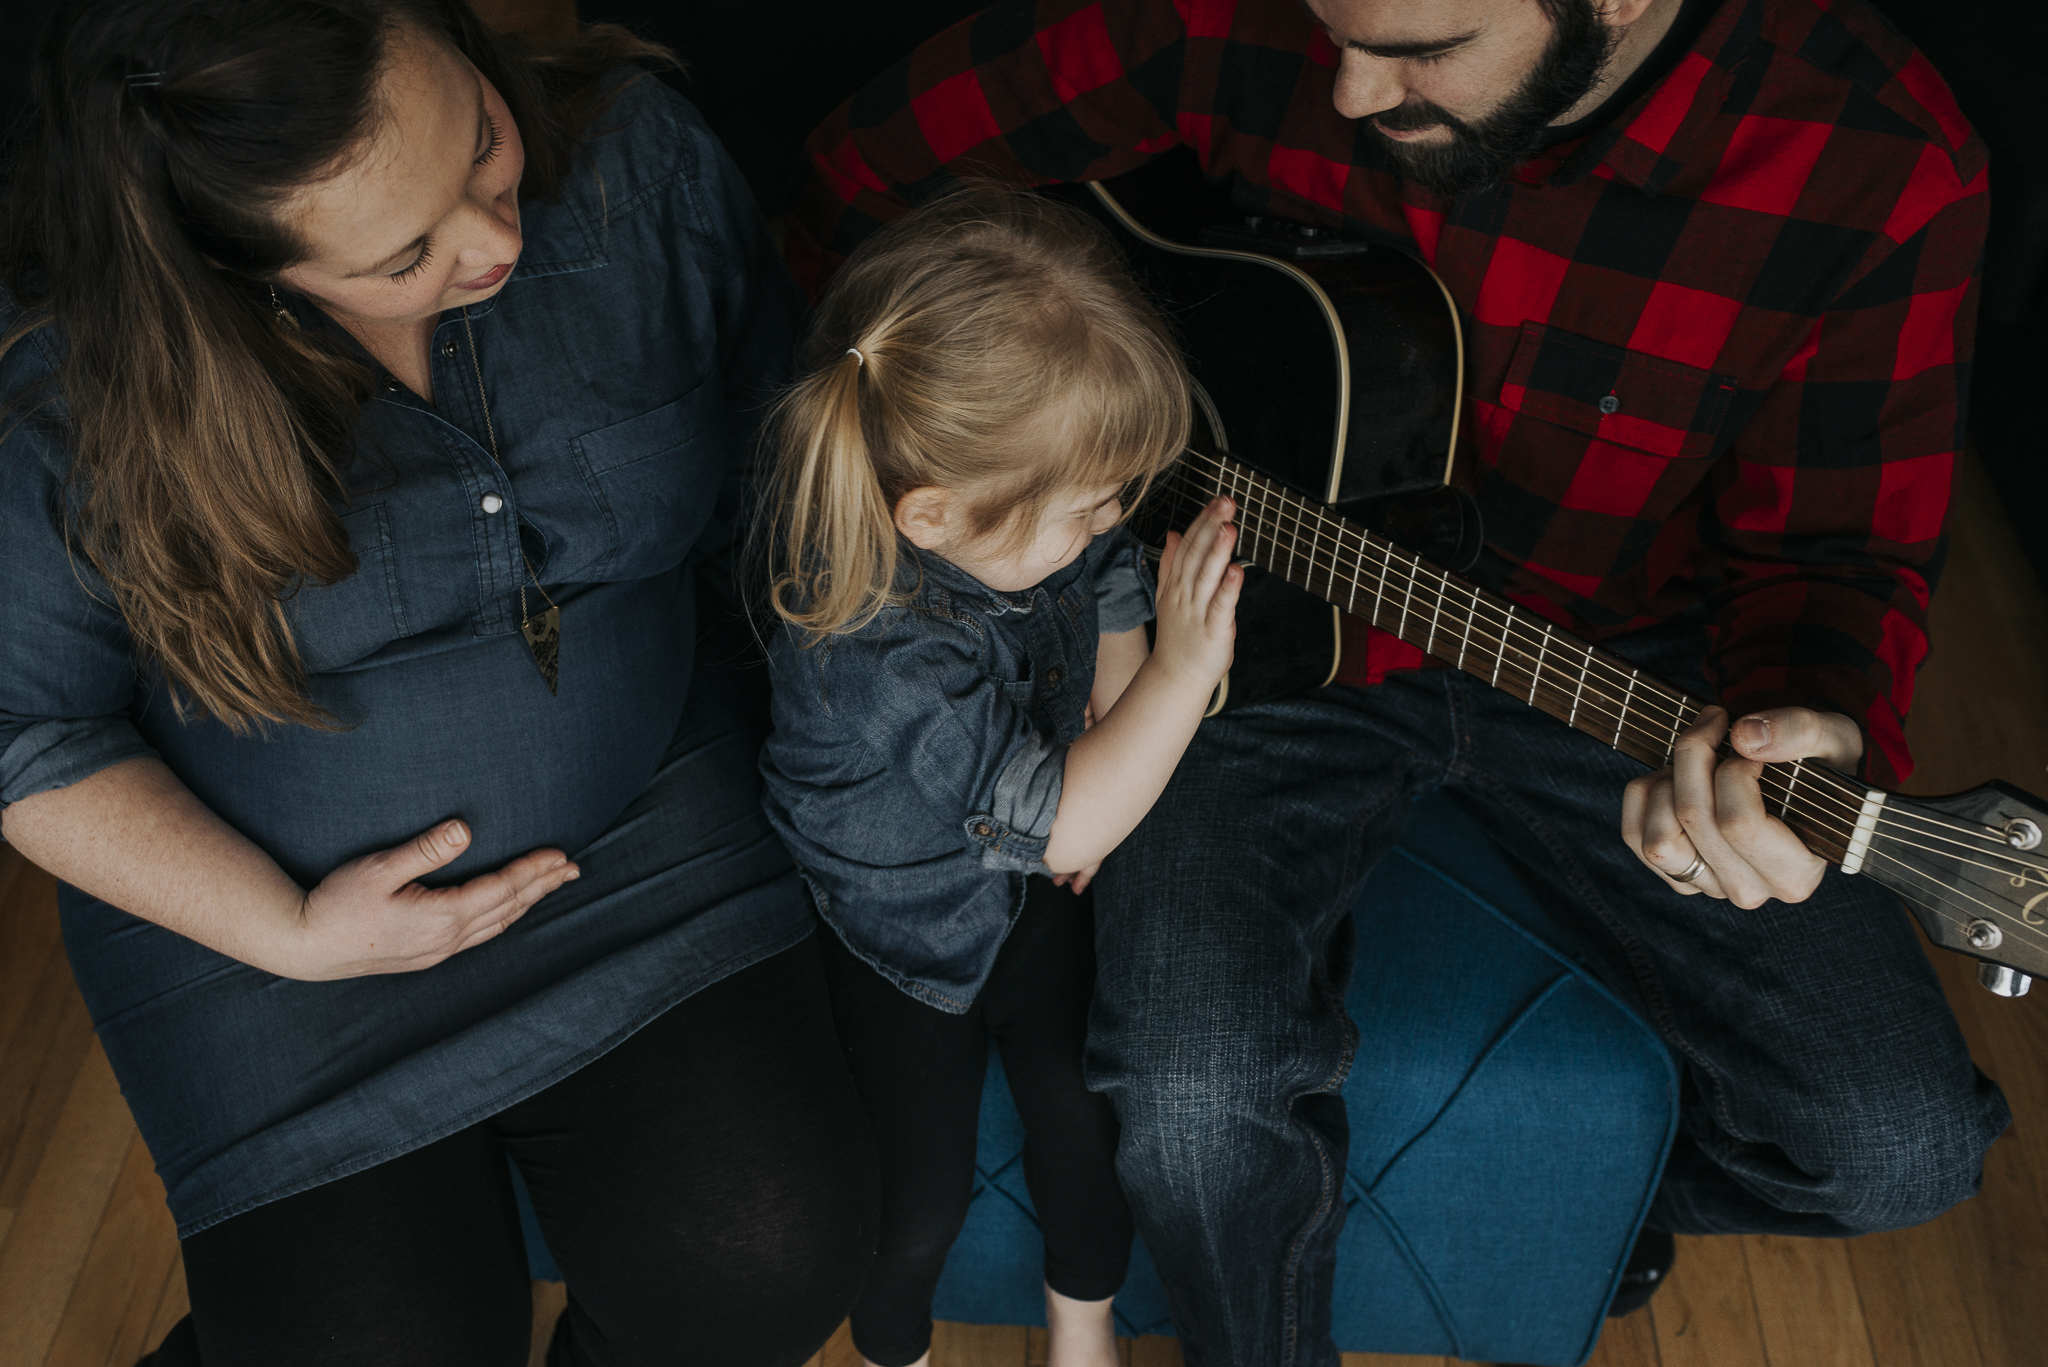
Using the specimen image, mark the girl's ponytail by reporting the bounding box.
[768,345,899,639]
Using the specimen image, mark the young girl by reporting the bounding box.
[760,188,1240,1367]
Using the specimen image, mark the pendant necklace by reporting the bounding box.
[461,309,562,694]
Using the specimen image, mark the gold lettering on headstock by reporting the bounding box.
[2008,863,2048,925]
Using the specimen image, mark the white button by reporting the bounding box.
[480,492,504,515]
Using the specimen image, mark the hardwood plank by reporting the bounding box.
[138,1257,189,1365]
[1844,1221,1986,1367]
[930,1321,1029,1365]
[1586,1305,1663,1367]
[1741,1234,1876,1367]
[813,1320,862,1367]
[0,937,96,1212]
[1929,1132,2048,1367]
[1644,1236,1768,1367]
[1026,1325,1050,1366]
[41,1132,181,1367]
[0,1042,144,1366]
[527,1280,568,1367]
[0,857,61,1065]
[1125,1336,1183,1367]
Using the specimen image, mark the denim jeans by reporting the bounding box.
[1089,619,2011,1367]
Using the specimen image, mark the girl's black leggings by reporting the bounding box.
[818,877,1134,1367]
[144,935,877,1367]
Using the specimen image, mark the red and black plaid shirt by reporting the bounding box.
[789,0,1986,785]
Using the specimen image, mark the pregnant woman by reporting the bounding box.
[0,2,872,1363]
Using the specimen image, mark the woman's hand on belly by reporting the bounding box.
[289,819,579,979]
[2,758,580,980]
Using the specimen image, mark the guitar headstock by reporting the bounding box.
[1870,780,2048,996]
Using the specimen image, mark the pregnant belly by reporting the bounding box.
[144,574,695,887]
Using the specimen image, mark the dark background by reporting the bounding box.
[3,0,2041,579]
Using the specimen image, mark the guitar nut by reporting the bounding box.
[1965,918,2004,951]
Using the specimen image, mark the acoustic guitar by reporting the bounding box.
[1063,152,2048,998]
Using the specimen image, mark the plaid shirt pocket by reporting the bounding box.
[1498,322,1738,461]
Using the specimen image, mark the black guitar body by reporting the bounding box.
[1052,151,1475,709]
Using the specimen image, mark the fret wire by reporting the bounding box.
[1395,549,1417,643]
[1781,759,1803,820]
[1615,669,1637,750]
[1529,623,1551,705]
[1422,551,1443,656]
[1566,649,1587,730]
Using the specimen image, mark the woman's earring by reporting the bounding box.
[269,285,299,330]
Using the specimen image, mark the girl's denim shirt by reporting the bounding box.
[761,529,1154,1012]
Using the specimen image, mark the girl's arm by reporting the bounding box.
[1091,625,1151,721]
[1044,498,1240,875]
[1,757,578,981]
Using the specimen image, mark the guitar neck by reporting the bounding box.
[1172,451,1866,864]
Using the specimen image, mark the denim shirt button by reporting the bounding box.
[1045,667,1063,688]
[973,822,993,838]
[480,492,504,515]
[442,339,459,359]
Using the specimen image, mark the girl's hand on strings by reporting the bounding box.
[1621,705,1864,907]
[1152,497,1241,690]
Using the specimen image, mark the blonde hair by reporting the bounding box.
[765,187,1191,640]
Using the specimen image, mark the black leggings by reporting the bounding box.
[819,877,1133,1367]
[145,935,876,1367]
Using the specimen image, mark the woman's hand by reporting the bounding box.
[1,759,582,982]
[276,820,580,980]
[1151,497,1242,689]
[1621,705,1864,907]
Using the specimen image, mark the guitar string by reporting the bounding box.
[1154,457,2043,874]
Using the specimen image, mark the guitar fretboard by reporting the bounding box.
[1156,450,1865,863]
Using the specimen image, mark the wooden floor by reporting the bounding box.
[2,451,2041,1367]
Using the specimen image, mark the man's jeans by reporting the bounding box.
[1089,620,2011,1367]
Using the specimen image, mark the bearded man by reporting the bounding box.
[789,1,2012,1362]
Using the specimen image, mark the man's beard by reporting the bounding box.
[1368,0,1620,196]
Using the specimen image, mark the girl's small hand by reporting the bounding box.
[273,820,580,980]
[1153,496,1242,689]
[1052,862,1102,894]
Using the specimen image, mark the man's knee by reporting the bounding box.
[1834,1091,2008,1231]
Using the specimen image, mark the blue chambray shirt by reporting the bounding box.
[761,529,1154,1012]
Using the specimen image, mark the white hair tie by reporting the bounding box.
[845,347,866,366]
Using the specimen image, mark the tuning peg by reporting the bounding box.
[1977,963,2033,997]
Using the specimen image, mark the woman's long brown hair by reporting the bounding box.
[0,0,669,730]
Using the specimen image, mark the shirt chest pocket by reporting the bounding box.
[1496,322,1739,523]
[285,501,410,674]
[571,377,727,581]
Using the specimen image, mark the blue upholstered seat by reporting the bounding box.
[518,793,1678,1366]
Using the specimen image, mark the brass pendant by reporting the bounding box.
[521,604,561,695]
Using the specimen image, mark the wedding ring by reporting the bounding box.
[1670,855,1708,884]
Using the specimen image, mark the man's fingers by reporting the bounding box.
[1728,707,1865,769]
